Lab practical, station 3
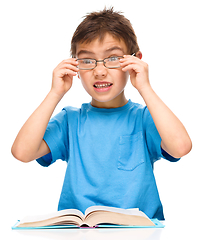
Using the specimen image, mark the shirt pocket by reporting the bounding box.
[118,132,145,171]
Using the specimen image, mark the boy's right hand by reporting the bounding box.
[51,58,79,98]
[12,58,79,163]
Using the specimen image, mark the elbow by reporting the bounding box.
[173,137,192,158]
[11,145,33,163]
[182,139,192,157]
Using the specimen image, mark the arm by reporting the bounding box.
[11,58,79,162]
[120,54,192,158]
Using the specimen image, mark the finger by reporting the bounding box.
[62,58,78,65]
[120,60,136,69]
[121,56,147,68]
[121,63,140,73]
[119,58,137,67]
[120,58,147,71]
[58,69,78,78]
[59,63,79,72]
[120,55,137,61]
[63,69,78,77]
[123,54,136,58]
[119,55,135,61]
[57,58,78,69]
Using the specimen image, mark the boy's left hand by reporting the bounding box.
[120,55,150,93]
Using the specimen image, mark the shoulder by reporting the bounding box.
[49,104,88,124]
[62,104,88,115]
[63,103,90,112]
[125,101,154,130]
[128,101,151,118]
[61,104,90,120]
[127,101,147,117]
[62,105,80,114]
[47,106,81,126]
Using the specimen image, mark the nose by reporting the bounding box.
[93,62,107,79]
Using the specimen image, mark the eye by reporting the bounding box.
[108,56,119,62]
[82,59,94,64]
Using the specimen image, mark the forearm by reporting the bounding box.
[12,58,78,162]
[120,54,192,157]
[11,90,62,162]
[139,86,192,158]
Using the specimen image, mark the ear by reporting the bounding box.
[136,51,142,59]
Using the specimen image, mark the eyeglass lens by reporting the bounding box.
[77,56,122,70]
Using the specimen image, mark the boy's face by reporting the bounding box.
[76,34,129,108]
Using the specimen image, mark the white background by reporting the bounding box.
[0,0,196,239]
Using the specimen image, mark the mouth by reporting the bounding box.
[93,82,113,89]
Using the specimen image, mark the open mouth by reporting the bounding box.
[93,83,113,89]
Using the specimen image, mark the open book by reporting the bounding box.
[12,206,164,229]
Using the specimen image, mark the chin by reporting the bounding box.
[92,93,117,102]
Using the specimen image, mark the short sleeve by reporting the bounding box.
[36,109,69,167]
[143,107,180,163]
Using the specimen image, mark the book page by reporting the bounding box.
[19,209,84,224]
[84,211,155,227]
[85,206,148,218]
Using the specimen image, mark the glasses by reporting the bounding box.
[76,56,122,70]
[77,53,135,70]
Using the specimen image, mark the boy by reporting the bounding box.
[12,8,192,220]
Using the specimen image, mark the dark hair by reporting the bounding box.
[71,7,140,57]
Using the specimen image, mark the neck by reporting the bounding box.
[91,92,128,109]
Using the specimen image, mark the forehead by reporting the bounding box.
[76,34,127,57]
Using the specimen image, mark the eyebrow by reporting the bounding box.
[77,50,94,57]
[105,46,124,53]
[77,46,124,58]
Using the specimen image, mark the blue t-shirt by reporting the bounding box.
[37,100,179,220]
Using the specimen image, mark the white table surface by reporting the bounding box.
[3,220,196,240]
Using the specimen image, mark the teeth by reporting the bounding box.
[94,83,112,88]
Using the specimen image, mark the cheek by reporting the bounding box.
[78,71,86,83]
[116,71,129,87]
[78,72,92,92]
[123,71,129,82]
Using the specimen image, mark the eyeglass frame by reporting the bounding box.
[76,53,135,70]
